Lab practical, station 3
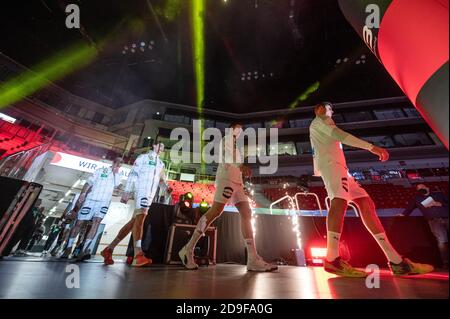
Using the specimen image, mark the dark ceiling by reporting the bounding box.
[1,0,404,113]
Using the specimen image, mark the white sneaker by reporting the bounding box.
[247,256,278,272]
[178,245,198,270]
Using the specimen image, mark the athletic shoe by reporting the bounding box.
[13,249,26,257]
[247,256,278,272]
[389,258,434,276]
[101,247,114,265]
[178,245,198,270]
[76,250,91,262]
[324,257,367,278]
[132,253,152,267]
[60,247,72,259]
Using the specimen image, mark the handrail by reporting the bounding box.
[294,192,323,216]
[269,195,296,215]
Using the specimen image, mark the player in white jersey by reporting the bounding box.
[310,102,433,277]
[61,157,123,259]
[179,123,277,272]
[101,143,170,267]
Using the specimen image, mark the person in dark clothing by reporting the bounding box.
[13,203,44,256]
[400,184,449,268]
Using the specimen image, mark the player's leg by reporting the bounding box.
[321,167,367,277]
[61,219,85,258]
[353,192,434,275]
[235,200,277,271]
[179,200,226,270]
[101,217,135,265]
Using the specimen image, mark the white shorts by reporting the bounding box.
[77,199,110,221]
[214,179,249,205]
[134,192,155,211]
[320,163,369,202]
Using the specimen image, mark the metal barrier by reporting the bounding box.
[269,195,296,215]
[293,192,324,216]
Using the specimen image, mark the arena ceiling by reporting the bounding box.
[1,0,404,113]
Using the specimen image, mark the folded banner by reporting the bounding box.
[339,0,449,149]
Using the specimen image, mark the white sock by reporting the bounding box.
[245,238,258,261]
[67,238,75,248]
[373,233,403,264]
[134,240,142,255]
[83,239,92,252]
[326,231,341,261]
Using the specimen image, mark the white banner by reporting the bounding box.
[50,152,131,178]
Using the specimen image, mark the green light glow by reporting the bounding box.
[191,0,206,174]
[192,0,205,111]
[156,0,184,21]
[289,81,320,109]
[0,43,97,110]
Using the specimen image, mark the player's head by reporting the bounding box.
[153,142,165,154]
[314,102,334,118]
[416,184,430,196]
[229,122,243,138]
[112,157,123,172]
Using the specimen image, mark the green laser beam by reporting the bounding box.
[191,0,206,174]
[289,81,320,109]
[0,43,97,110]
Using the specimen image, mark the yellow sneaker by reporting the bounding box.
[324,257,367,278]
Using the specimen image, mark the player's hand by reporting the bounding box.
[240,165,252,178]
[77,192,86,205]
[370,146,389,162]
[121,192,130,204]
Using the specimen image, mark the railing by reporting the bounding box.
[294,192,323,216]
[269,195,296,215]
[0,142,51,179]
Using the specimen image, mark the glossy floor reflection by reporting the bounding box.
[0,258,448,299]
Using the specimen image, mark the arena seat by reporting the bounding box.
[262,182,449,210]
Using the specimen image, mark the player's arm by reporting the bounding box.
[78,170,96,203]
[317,117,389,161]
[122,156,141,203]
[124,157,140,193]
[159,167,170,190]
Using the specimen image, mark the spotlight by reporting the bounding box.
[131,48,135,53]
[140,41,146,46]
[183,200,191,208]
[132,43,137,48]
[199,199,209,215]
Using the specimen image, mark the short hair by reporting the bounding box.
[314,102,333,114]
[229,122,243,129]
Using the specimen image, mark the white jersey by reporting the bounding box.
[125,151,166,200]
[85,167,121,202]
[309,115,373,177]
[216,136,243,184]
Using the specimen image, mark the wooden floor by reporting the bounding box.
[0,257,448,299]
